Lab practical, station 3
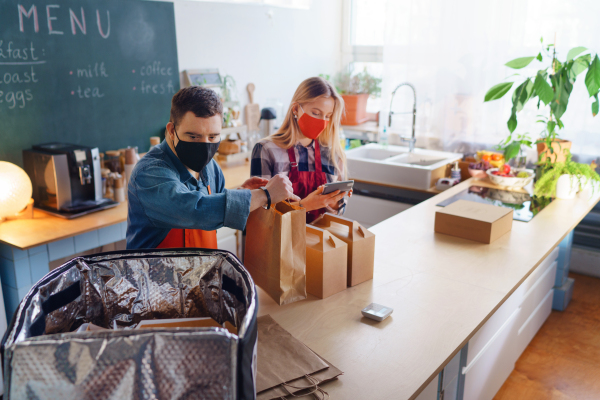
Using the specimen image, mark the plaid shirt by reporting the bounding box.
[250,139,347,215]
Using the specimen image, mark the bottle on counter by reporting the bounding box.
[451,161,461,182]
[149,136,161,151]
[113,173,125,203]
[124,148,138,195]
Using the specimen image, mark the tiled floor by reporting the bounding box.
[494,273,600,400]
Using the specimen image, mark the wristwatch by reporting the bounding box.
[260,186,271,209]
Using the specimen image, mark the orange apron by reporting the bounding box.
[156,185,218,249]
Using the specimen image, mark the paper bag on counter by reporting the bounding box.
[257,353,343,400]
[306,225,348,299]
[313,213,375,287]
[245,201,307,305]
[256,315,328,393]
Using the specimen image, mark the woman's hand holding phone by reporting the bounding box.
[300,185,346,211]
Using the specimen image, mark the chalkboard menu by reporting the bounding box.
[0,0,179,166]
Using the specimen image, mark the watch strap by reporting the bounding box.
[260,186,271,209]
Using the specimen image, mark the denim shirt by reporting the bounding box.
[126,140,251,249]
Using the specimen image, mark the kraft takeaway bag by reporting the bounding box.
[244,201,307,305]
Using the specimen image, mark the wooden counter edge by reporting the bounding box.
[0,162,252,251]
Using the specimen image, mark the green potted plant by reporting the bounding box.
[332,68,381,125]
[484,38,600,163]
[495,132,533,168]
[535,152,600,199]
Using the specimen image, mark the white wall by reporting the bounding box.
[173,0,342,119]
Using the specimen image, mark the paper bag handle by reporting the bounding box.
[319,213,364,238]
[306,225,337,248]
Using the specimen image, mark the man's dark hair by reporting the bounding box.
[170,86,223,126]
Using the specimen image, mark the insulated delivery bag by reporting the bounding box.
[1,248,258,400]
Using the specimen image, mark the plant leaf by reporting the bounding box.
[512,79,534,112]
[551,69,573,120]
[547,121,556,136]
[585,55,600,97]
[534,71,553,105]
[536,52,543,62]
[507,113,517,133]
[593,94,599,117]
[572,55,590,77]
[504,141,521,161]
[484,82,514,101]
[567,46,587,61]
[505,56,536,69]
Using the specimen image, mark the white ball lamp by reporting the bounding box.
[0,161,33,222]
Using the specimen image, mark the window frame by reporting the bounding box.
[341,0,383,66]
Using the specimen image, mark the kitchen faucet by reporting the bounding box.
[388,82,417,152]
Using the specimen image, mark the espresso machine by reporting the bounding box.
[23,143,117,218]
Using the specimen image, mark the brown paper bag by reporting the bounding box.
[313,213,376,287]
[306,225,348,299]
[257,353,343,400]
[245,201,307,305]
[256,315,328,393]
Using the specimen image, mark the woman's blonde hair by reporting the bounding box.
[267,77,347,179]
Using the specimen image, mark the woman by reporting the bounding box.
[251,77,350,223]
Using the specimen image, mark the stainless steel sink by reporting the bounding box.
[346,144,463,190]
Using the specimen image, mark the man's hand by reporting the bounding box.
[240,177,269,190]
[266,174,300,203]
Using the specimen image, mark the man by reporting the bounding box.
[127,86,298,249]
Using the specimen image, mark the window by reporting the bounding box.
[342,0,385,113]
[184,0,311,9]
[342,0,385,64]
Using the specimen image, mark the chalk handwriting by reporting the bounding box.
[0,67,39,84]
[140,61,172,76]
[96,10,110,39]
[76,85,104,98]
[18,4,111,39]
[18,5,39,33]
[46,5,62,35]
[140,80,175,95]
[0,89,33,109]
[76,62,108,78]
[70,8,86,35]
[0,41,38,61]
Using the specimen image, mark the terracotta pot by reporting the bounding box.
[536,139,572,163]
[341,94,369,125]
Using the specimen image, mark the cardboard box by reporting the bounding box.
[136,317,238,335]
[313,213,375,287]
[435,200,513,244]
[306,225,348,299]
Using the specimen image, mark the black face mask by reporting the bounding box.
[173,126,220,173]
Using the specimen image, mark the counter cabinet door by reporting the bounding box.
[216,227,241,258]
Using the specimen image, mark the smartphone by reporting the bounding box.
[322,180,354,195]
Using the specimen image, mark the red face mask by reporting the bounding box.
[297,105,328,140]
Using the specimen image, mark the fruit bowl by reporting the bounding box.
[486,168,535,188]
[468,168,488,179]
[468,160,492,179]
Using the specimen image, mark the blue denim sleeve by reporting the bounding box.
[134,161,251,231]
